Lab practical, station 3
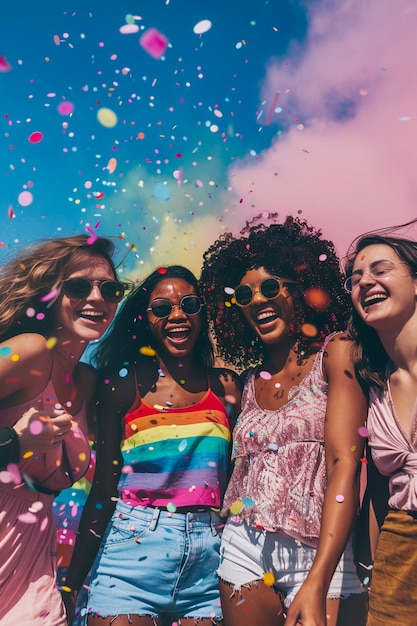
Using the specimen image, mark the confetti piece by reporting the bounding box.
[139,346,157,357]
[41,290,59,303]
[8,205,16,219]
[107,157,117,174]
[335,494,345,503]
[29,131,43,144]
[193,20,212,35]
[18,191,33,207]
[0,55,12,72]
[229,500,244,515]
[358,426,369,437]
[0,346,12,358]
[57,101,74,116]
[139,28,168,59]
[97,107,118,128]
[18,512,37,524]
[167,502,177,512]
[263,572,275,586]
[120,23,140,35]
[259,370,272,380]
[29,420,43,435]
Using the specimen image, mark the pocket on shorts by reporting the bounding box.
[105,512,151,547]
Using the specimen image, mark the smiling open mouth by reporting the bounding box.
[78,310,105,321]
[166,327,190,341]
[256,308,281,325]
[362,293,388,307]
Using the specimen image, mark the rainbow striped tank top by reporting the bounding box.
[119,388,231,509]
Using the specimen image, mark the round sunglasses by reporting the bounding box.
[233,276,297,307]
[62,278,130,303]
[147,295,203,318]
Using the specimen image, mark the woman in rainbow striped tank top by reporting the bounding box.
[64,265,241,626]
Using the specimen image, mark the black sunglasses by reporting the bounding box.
[147,295,203,318]
[62,278,130,303]
[234,276,297,307]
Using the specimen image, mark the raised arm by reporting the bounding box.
[285,334,367,626]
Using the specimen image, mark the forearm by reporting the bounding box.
[0,426,20,468]
[64,490,117,592]
[305,459,361,592]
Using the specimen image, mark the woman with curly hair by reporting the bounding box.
[343,222,417,626]
[63,265,241,626]
[0,234,125,625]
[199,213,368,626]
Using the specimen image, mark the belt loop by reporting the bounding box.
[149,507,161,531]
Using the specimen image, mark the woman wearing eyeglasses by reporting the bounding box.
[63,265,241,626]
[343,225,417,626]
[199,214,368,626]
[0,234,123,625]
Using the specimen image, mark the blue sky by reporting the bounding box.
[2,0,416,279]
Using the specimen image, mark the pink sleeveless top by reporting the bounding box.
[0,380,90,494]
[222,335,334,547]
[0,382,90,624]
[368,381,417,511]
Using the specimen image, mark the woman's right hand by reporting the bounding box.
[12,407,73,455]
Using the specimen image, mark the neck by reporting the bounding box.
[264,337,298,374]
[157,353,205,382]
[378,317,417,372]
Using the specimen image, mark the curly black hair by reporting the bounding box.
[199,213,350,369]
[343,224,417,391]
[92,265,214,374]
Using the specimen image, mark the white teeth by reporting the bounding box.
[363,293,387,305]
[168,327,188,333]
[257,311,277,321]
[79,311,104,317]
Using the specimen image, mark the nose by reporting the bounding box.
[87,283,104,301]
[251,287,267,304]
[357,269,375,288]
[167,304,187,319]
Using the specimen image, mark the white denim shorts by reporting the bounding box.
[218,519,366,607]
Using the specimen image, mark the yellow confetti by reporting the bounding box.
[229,500,244,515]
[46,337,57,349]
[263,572,275,587]
[139,346,157,357]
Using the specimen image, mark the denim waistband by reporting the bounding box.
[115,499,223,530]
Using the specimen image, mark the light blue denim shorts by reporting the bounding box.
[87,500,223,622]
[218,519,366,608]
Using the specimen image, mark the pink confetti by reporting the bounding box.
[139,28,168,59]
[57,101,74,116]
[358,426,369,438]
[259,370,272,380]
[18,191,33,207]
[40,289,59,303]
[0,55,12,72]
[29,131,43,144]
[265,92,280,125]
[18,512,38,524]
[335,494,345,503]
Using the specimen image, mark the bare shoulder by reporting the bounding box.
[1,332,49,357]
[322,332,354,369]
[209,367,242,405]
[0,333,52,401]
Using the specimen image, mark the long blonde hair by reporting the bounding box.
[0,235,118,340]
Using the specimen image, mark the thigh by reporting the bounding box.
[326,594,368,626]
[220,579,284,626]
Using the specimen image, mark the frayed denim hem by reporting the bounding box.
[219,575,262,599]
[86,613,158,625]
[86,613,222,625]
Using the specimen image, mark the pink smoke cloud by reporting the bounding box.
[227,0,417,257]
